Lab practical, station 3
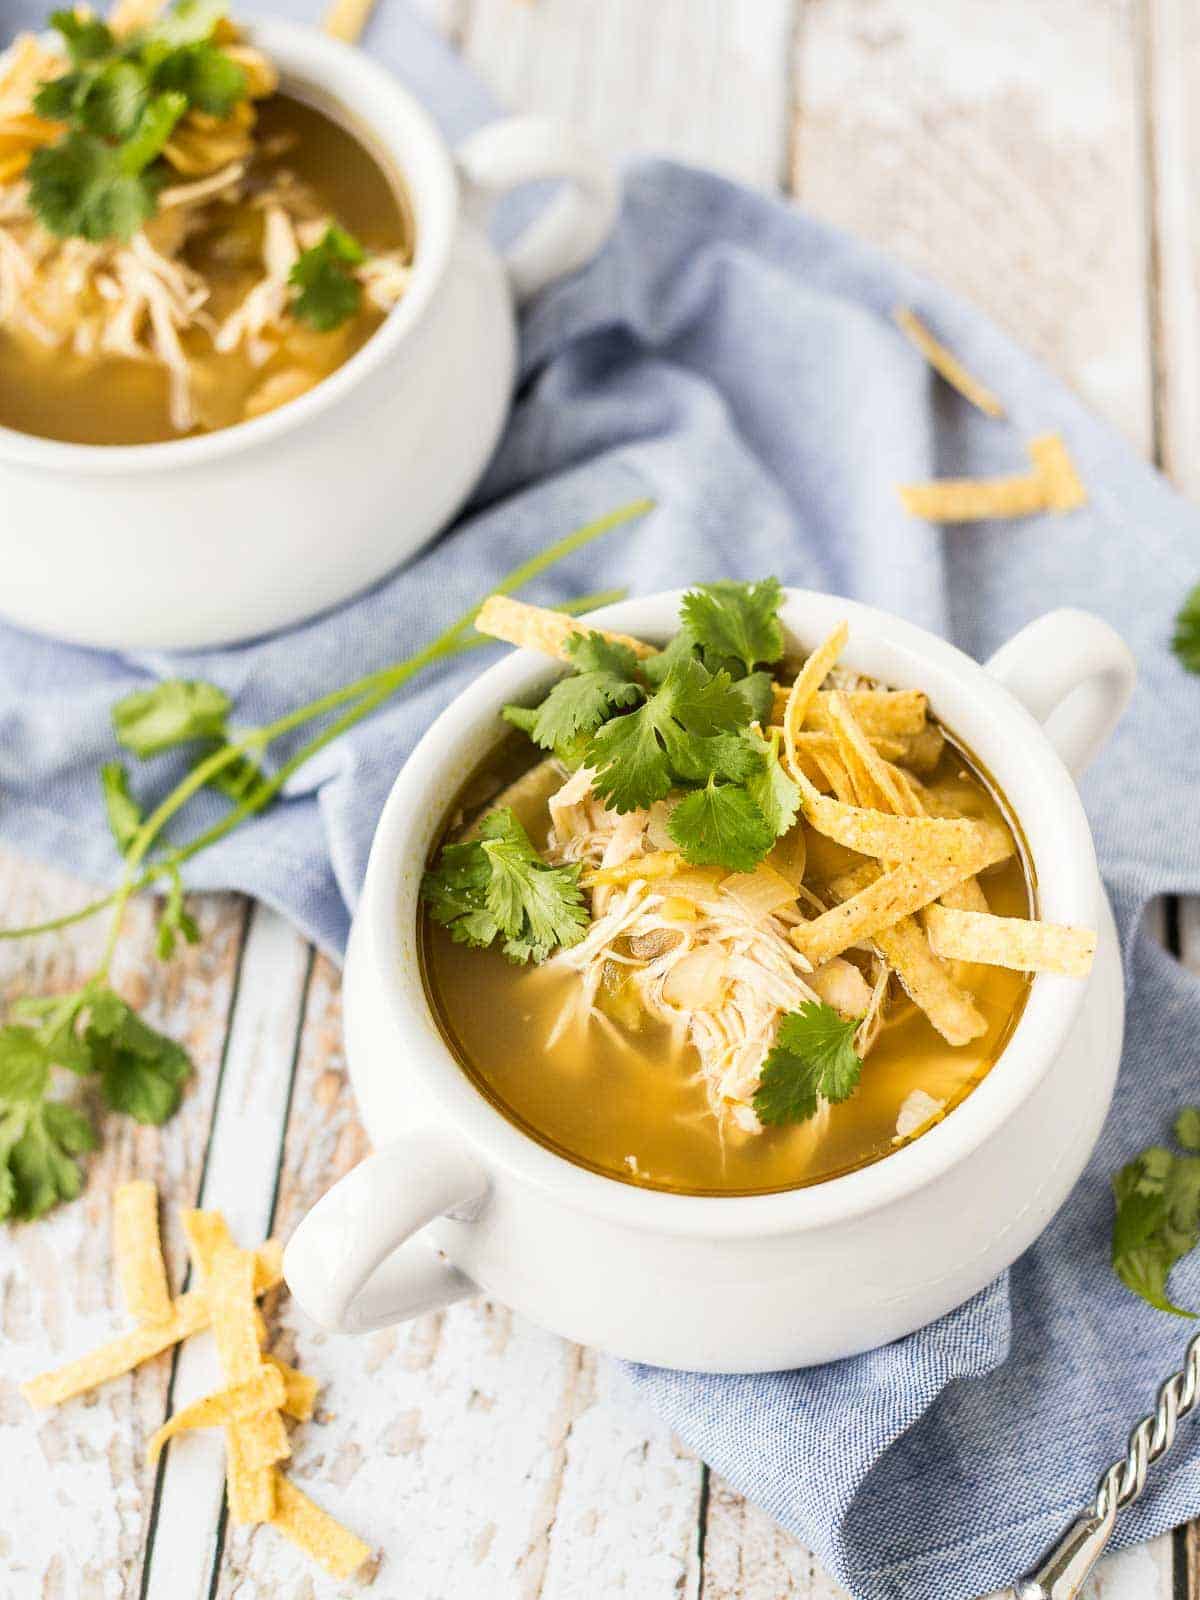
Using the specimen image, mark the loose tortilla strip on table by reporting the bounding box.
[475,596,654,662]
[266,1355,320,1422]
[148,1367,287,1463]
[924,904,1095,976]
[322,0,379,43]
[269,1472,374,1581]
[898,433,1086,523]
[829,863,987,1045]
[210,1246,291,1477]
[893,307,1005,418]
[113,1180,172,1326]
[791,826,1012,964]
[226,1428,276,1524]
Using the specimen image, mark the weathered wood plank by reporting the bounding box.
[702,1474,850,1600]
[0,847,245,1597]
[143,905,311,1600]
[461,0,796,190]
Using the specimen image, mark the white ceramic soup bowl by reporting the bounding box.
[0,19,617,651]
[284,590,1135,1372]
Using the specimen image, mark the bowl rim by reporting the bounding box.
[0,16,459,474]
[361,587,1102,1239]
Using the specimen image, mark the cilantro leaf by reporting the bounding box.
[501,704,590,769]
[1112,1142,1200,1316]
[680,579,784,676]
[84,989,191,1124]
[34,71,89,123]
[100,761,143,855]
[77,60,148,141]
[518,630,644,753]
[587,655,752,813]
[145,0,228,49]
[1174,583,1200,675]
[667,777,774,872]
[113,678,231,756]
[641,626,698,689]
[753,1002,863,1126]
[0,1025,97,1222]
[49,9,116,65]
[150,43,245,117]
[289,225,365,332]
[743,730,801,838]
[27,131,159,242]
[421,807,587,964]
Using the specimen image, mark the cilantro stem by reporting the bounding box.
[0,502,647,947]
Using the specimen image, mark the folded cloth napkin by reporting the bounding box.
[5,4,1200,1597]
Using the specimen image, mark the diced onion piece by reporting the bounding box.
[807,957,873,1020]
[721,862,797,920]
[662,948,728,1010]
[894,1088,946,1142]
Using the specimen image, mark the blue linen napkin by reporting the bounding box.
[5,5,1200,1597]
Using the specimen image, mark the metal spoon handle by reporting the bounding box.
[1006,1328,1200,1599]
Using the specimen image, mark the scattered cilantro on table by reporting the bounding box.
[289,225,366,332]
[26,0,249,243]
[1109,1109,1200,1315]
[1173,583,1200,675]
[752,1002,864,1127]
[421,808,588,964]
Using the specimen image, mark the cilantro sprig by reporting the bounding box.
[752,1001,864,1126]
[0,500,652,1222]
[1111,1109,1200,1316]
[289,225,366,332]
[421,809,587,963]
[26,0,249,243]
[1173,582,1200,675]
[503,579,798,872]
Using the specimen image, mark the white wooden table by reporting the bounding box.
[2,2,1198,1596]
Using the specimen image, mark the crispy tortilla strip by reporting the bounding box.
[826,691,920,816]
[322,0,378,42]
[898,433,1086,523]
[893,307,1004,418]
[475,596,654,662]
[182,1209,283,1295]
[807,689,927,737]
[269,1473,374,1581]
[21,1239,283,1408]
[113,1180,172,1326]
[895,725,945,776]
[21,1292,211,1410]
[1029,433,1088,511]
[266,1355,320,1422]
[924,904,1095,976]
[226,1428,276,1524]
[148,1367,287,1464]
[831,864,987,1044]
[782,622,849,784]
[797,772,1009,865]
[210,1246,291,1479]
[791,826,1012,964]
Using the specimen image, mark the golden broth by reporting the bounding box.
[421,732,1033,1198]
[0,93,412,445]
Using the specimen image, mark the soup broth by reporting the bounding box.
[0,82,413,444]
[422,731,1033,1197]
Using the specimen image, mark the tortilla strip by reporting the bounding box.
[828,864,987,1044]
[226,1428,275,1525]
[475,596,654,662]
[782,622,849,784]
[893,307,1005,418]
[585,851,682,888]
[924,904,1096,976]
[791,826,1012,964]
[895,725,945,775]
[20,1240,284,1410]
[269,1472,374,1580]
[322,0,379,43]
[210,1247,291,1481]
[148,1367,287,1463]
[775,686,928,737]
[265,1355,320,1422]
[113,1180,172,1326]
[108,0,166,33]
[826,691,920,816]
[798,772,1009,866]
[898,433,1086,523]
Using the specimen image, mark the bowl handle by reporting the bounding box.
[983,609,1136,778]
[282,1131,487,1334]
[455,115,619,303]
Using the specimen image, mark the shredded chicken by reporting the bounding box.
[541,768,889,1135]
[0,31,413,434]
